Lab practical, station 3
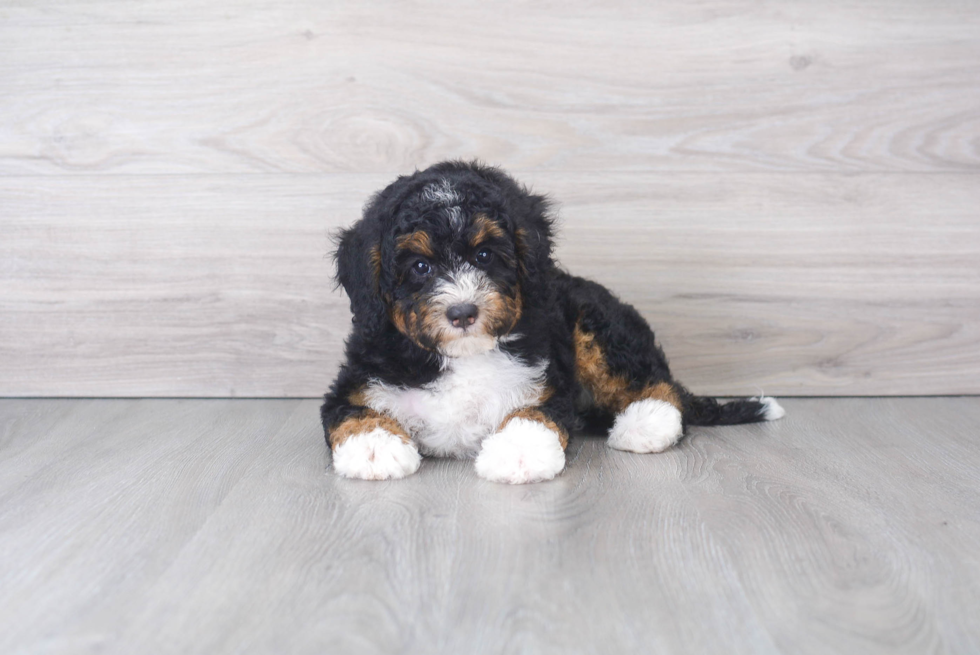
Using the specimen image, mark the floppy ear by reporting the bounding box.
[334,217,387,335]
[513,192,556,290]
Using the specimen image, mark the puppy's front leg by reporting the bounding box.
[329,410,421,481]
[475,408,568,485]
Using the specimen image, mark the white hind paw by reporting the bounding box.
[608,399,683,453]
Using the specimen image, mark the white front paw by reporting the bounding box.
[608,399,683,453]
[474,418,566,484]
[332,428,421,480]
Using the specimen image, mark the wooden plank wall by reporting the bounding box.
[1,0,978,397]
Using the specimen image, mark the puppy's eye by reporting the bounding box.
[475,248,493,265]
[411,260,431,277]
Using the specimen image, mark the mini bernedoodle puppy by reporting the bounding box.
[321,161,784,484]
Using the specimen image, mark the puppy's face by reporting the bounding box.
[336,164,553,358]
[387,202,522,357]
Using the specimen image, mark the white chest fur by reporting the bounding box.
[361,349,548,458]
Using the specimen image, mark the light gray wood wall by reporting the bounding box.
[1,0,978,397]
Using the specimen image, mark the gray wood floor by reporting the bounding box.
[1,398,978,654]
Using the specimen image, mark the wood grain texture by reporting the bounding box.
[0,0,978,396]
[1,398,979,654]
[0,1,978,174]
[2,173,978,396]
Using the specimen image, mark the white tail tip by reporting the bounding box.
[752,396,786,421]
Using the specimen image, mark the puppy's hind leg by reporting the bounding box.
[573,324,687,453]
[607,384,685,454]
[564,275,686,453]
[564,273,783,454]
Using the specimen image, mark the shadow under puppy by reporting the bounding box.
[321,161,784,484]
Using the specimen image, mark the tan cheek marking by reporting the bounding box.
[390,298,441,352]
[329,410,411,449]
[500,408,568,450]
[390,302,422,342]
[506,288,523,329]
[417,300,448,347]
[390,304,408,334]
[396,231,435,257]
[573,324,682,413]
[482,287,523,335]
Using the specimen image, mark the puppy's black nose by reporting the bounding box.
[446,303,479,328]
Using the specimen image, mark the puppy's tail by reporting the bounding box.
[683,395,785,426]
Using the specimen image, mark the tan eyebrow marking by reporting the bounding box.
[469,213,506,248]
[395,231,435,257]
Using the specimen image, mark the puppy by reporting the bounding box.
[321,161,784,484]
